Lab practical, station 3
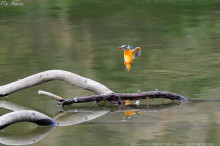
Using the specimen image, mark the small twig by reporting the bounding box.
[38,90,65,101]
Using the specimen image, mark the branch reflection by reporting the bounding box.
[0,99,185,145]
[0,126,54,145]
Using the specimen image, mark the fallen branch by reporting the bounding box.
[0,110,57,130]
[38,90,187,106]
[0,70,113,97]
[0,70,189,134]
[61,91,188,106]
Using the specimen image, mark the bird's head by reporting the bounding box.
[118,45,133,50]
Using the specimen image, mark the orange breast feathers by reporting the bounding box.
[123,47,141,71]
[124,49,133,71]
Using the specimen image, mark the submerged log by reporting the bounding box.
[54,91,188,106]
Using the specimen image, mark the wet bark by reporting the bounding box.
[58,91,188,106]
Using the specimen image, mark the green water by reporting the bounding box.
[0,0,220,145]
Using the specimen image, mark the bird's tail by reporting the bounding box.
[125,63,131,71]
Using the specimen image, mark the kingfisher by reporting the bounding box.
[118,45,141,71]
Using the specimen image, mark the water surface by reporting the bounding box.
[0,0,220,145]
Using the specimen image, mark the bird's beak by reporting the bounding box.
[118,47,123,49]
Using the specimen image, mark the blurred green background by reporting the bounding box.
[0,0,220,145]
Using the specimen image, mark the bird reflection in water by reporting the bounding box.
[124,100,142,120]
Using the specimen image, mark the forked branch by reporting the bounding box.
[0,70,188,131]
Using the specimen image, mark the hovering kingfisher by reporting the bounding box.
[118,45,141,71]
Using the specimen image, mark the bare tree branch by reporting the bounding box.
[0,110,57,130]
[0,70,113,97]
[60,91,187,106]
[38,90,187,106]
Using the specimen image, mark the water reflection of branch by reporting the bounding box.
[0,126,54,145]
[114,101,185,113]
[0,100,110,145]
[0,99,35,111]
[0,100,184,129]
[0,100,185,145]
[54,111,110,126]
[0,99,50,115]
[57,101,185,123]
[61,101,184,113]
[0,100,57,145]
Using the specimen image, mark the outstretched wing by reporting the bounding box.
[132,47,141,59]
